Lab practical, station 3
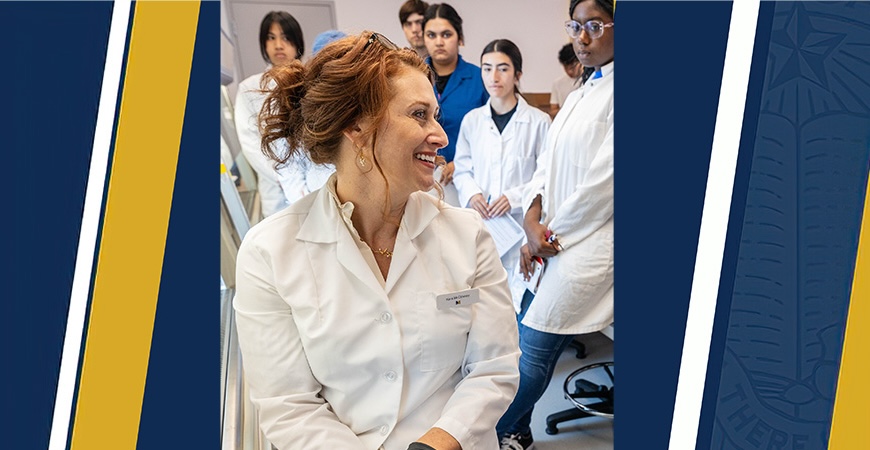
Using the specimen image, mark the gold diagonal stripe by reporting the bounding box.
[70,2,200,448]
[829,176,870,449]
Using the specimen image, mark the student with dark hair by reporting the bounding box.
[453,39,551,306]
[422,3,488,206]
[234,31,520,450]
[398,0,429,58]
[497,0,615,448]
[549,42,583,117]
[234,11,305,217]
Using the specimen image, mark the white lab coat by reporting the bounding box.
[236,72,335,210]
[453,96,551,302]
[521,62,614,335]
[234,72,289,217]
[276,152,335,204]
[454,96,552,216]
[233,176,521,450]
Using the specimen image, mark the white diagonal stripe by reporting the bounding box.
[49,1,131,448]
[668,0,760,449]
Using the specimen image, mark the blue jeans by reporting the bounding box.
[496,290,575,437]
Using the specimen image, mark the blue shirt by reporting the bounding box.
[427,55,489,162]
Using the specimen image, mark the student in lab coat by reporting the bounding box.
[422,3,489,205]
[452,39,551,301]
[234,11,304,217]
[233,32,520,450]
[496,0,614,448]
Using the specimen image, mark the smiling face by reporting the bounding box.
[265,22,298,65]
[481,51,519,100]
[424,18,461,67]
[372,68,448,197]
[571,0,614,70]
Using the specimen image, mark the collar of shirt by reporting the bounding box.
[325,175,361,240]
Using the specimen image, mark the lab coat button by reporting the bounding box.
[384,370,397,382]
[379,312,392,323]
[380,425,389,435]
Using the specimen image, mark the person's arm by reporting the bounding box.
[452,114,484,211]
[523,194,558,258]
[518,134,558,258]
[233,235,366,450]
[415,428,461,450]
[547,117,614,251]
[427,214,521,449]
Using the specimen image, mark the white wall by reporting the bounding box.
[333,0,573,93]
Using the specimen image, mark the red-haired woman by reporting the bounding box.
[233,32,520,450]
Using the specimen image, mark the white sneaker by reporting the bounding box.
[499,432,535,450]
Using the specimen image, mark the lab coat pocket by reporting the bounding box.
[417,290,472,372]
[558,232,613,286]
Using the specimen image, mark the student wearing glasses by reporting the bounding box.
[497,0,615,448]
[422,3,489,206]
[233,32,520,450]
[453,39,551,303]
[399,0,429,59]
[234,11,304,217]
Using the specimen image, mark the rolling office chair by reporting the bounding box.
[545,329,614,435]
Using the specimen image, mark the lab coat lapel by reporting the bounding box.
[297,188,386,299]
[501,97,531,145]
[335,231,386,299]
[549,86,584,150]
[384,193,439,294]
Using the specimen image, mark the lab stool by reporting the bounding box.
[545,361,614,435]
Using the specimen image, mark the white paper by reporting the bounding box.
[516,258,545,294]
[483,214,524,257]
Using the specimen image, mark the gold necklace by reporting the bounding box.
[376,248,393,258]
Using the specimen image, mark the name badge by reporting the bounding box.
[435,289,480,310]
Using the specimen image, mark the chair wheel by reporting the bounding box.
[545,425,559,435]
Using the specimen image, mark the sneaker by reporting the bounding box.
[499,432,535,450]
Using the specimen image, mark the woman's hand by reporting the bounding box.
[468,193,490,219]
[523,194,558,258]
[487,195,510,218]
[518,244,536,281]
[439,161,455,185]
[526,221,559,258]
[415,427,461,450]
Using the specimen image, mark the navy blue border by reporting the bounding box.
[615,2,733,448]
[137,2,219,448]
[694,2,776,448]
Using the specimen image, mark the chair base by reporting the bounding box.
[545,360,614,435]
[568,339,587,359]
[545,401,610,435]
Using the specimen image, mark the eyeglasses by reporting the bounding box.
[363,32,399,51]
[565,20,614,39]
